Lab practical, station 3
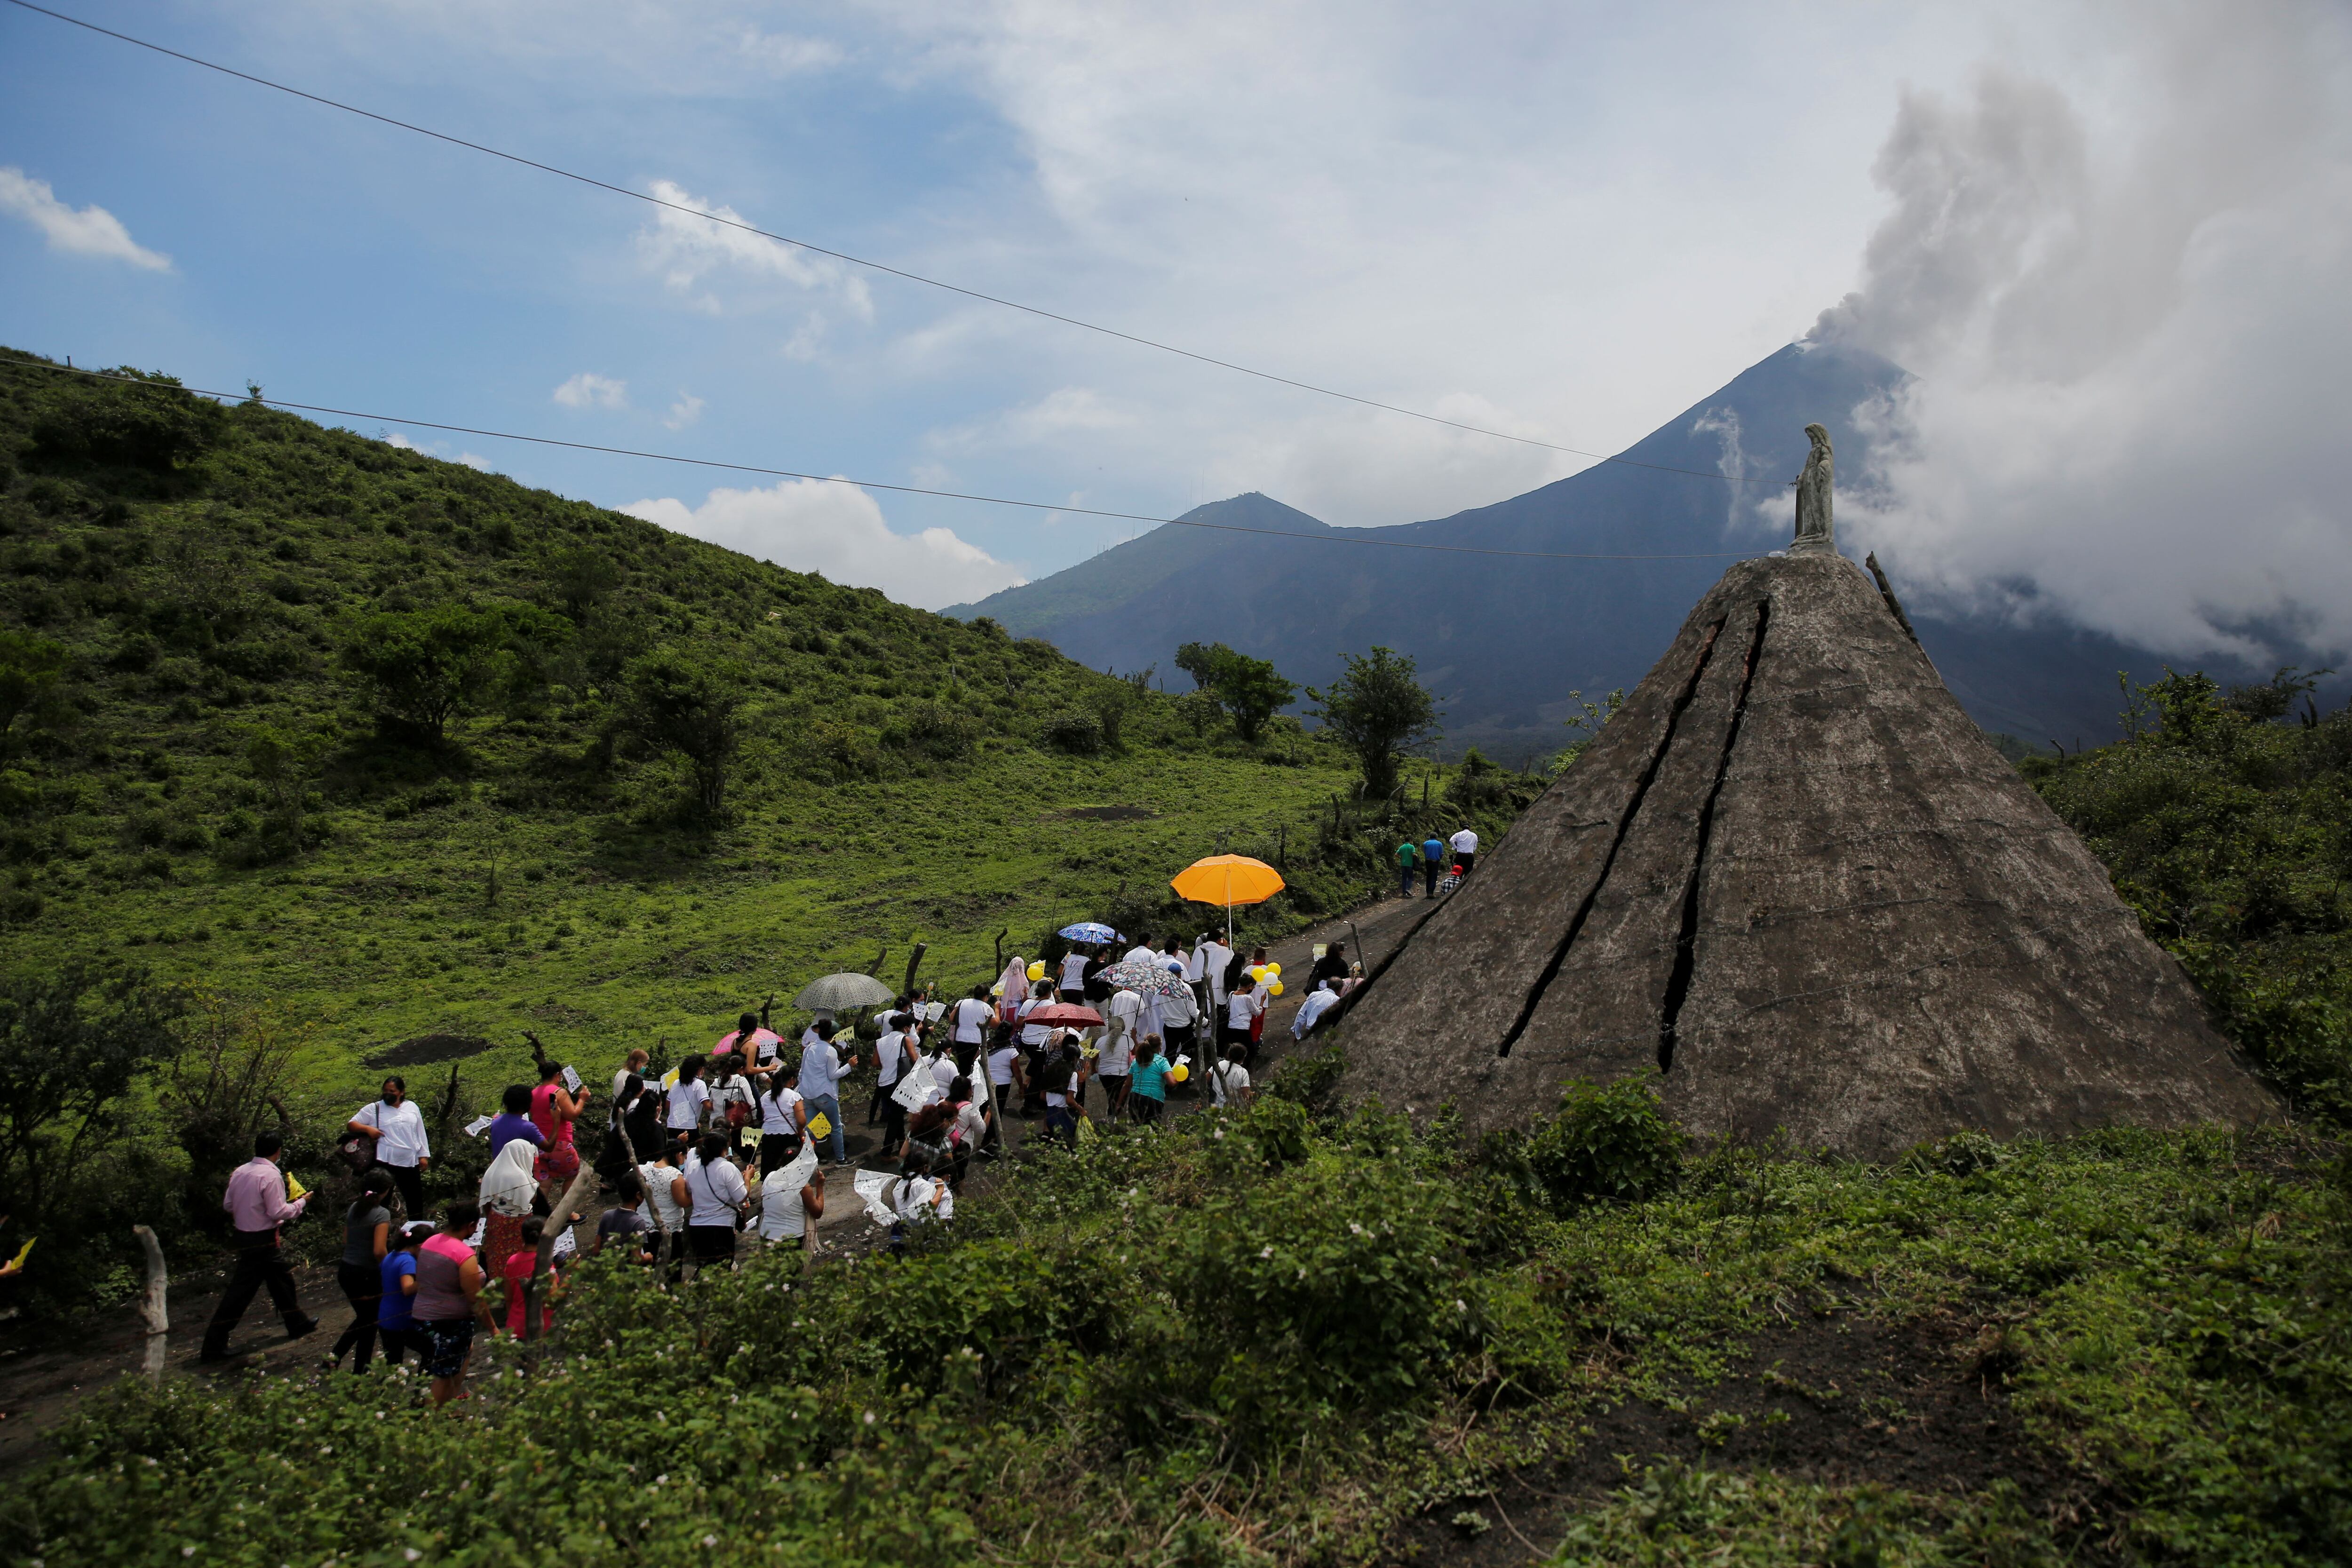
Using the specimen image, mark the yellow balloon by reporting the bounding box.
[1170,1064,1189,1082]
[1266,963,1281,976]
[1269,981,1284,997]
[1026,961,1046,981]
[990,982,1004,997]
[1248,966,1266,983]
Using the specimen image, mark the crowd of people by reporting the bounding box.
[199,925,1372,1400]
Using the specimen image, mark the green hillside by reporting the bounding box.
[0,349,1530,1103]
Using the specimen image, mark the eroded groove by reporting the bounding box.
[1658,599,1769,1071]
[1496,617,1727,1059]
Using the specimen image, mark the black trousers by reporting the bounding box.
[202,1229,305,1357]
[1423,860,1440,895]
[330,1260,382,1371]
[376,1162,426,1221]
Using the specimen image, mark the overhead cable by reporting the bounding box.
[5,0,1754,486]
[6,358,1765,563]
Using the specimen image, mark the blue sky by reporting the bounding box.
[4,2,2348,655]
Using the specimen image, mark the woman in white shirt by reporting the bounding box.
[755,1077,806,1177]
[680,1133,747,1270]
[665,1057,711,1135]
[637,1146,689,1241]
[1224,986,1265,1064]
[756,1154,823,1250]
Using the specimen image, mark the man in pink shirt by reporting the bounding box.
[199,1131,319,1362]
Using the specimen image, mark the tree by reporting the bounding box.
[0,629,69,752]
[339,603,566,742]
[241,724,325,862]
[1308,646,1440,800]
[0,964,186,1224]
[29,369,224,473]
[620,649,748,813]
[1172,641,1296,744]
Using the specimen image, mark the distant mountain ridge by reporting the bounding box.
[950,342,2249,756]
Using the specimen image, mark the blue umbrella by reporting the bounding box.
[1059,922,1120,944]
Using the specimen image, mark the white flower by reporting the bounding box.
[182,1550,196,1560]
[702,1536,718,1548]
[654,1474,667,1486]
[1348,1222,1363,1235]
[863,1410,877,1425]
[1259,1246,1274,1259]
[1455,1300,1468,1313]
[404,1552,422,1563]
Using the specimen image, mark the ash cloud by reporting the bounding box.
[1813,4,2352,669]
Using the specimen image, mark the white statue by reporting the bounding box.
[1789,423,1834,556]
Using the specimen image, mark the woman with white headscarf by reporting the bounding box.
[477,1138,538,1276]
[996,956,1029,1023]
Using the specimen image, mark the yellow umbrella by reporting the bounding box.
[1170,854,1286,948]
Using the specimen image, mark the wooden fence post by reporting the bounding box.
[133,1224,168,1378]
[523,1163,599,1343]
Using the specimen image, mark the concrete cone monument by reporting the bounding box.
[1343,428,2278,1156]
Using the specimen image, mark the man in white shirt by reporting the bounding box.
[1196,936,1234,1009]
[1294,981,1346,1040]
[1449,826,1480,877]
[795,1019,850,1167]
[868,1014,910,1126]
[1123,938,1158,966]
[347,1077,431,1220]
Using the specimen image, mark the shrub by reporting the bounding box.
[1513,1075,1683,1207]
[1104,1155,1480,1454]
[1041,708,1102,754]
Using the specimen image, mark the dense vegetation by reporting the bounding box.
[7,1070,2346,1566]
[2025,668,2352,1120]
[0,349,1539,1319]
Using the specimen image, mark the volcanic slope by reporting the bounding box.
[953,341,2252,753]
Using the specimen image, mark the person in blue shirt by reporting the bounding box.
[376,1222,428,1368]
[1128,1039,1176,1127]
[1421,836,1446,897]
[487,1085,545,1161]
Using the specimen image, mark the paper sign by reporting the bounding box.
[10,1236,35,1269]
[921,1001,947,1023]
[892,1064,942,1113]
[803,1110,833,1141]
[553,1226,578,1261]
[561,1066,582,1093]
[465,1114,495,1137]
[853,1169,898,1226]
[776,1142,818,1198]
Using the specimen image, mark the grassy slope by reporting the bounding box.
[0,351,1514,1085]
[7,350,2350,1567]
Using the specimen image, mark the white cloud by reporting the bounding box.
[0,167,170,270]
[382,431,494,471]
[622,478,1025,610]
[638,178,875,319]
[734,26,844,75]
[664,390,706,430]
[552,372,628,409]
[1813,5,2352,664]
[928,386,1132,456]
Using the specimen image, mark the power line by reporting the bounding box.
[5,358,1765,563]
[4,0,1755,486]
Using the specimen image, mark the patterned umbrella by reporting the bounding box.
[1100,960,1192,1002]
[1058,922,1120,944]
